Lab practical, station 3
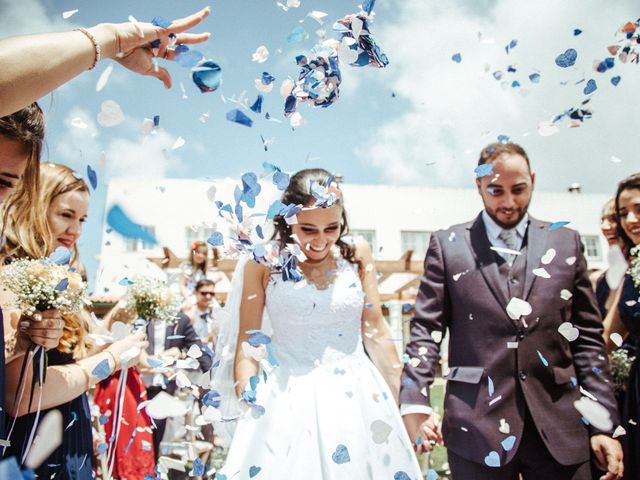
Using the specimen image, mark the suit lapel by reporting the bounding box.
[465,213,510,310]
[164,321,179,350]
[523,218,549,300]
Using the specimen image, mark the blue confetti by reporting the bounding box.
[362,0,376,15]
[511,80,520,88]
[165,335,185,340]
[592,367,602,374]
[118,277,134,286]
[501,435,516,451]
[475,163,494,178]
[87,165,98,190]
[55,278,69,291]
[555,48,578,68]
[287,26,306,44]
[505,39,518,54]
[596,57,615,73]
[331,444,350,464]
[497,134,510,144]
[202,390,221,408]
[97,443,108,455]
[147,357,163,368]
[190,458,204,477]
[226,109,253,127]
[175,49,204,69]
[192,61,222,93]
[250,94,263,114]
[92,359,111,380]
[107,205,158,246]
[49,246,71,265]
[574,28,582,36]
[249,466,262,478]
[153,115,160,127]
[529,73,541,83]
[207,232,224,247]
[583,79,597,95]
[248,331,271,346]
[99,414,109,425]
[488,376,495,396]
[394,472,411,480]
[537,350,549,367]
[261,72,275,85]
[451,52,462,63]
[549,221,570,231]
[426,471,439,480]
[492,71,503,81]
[273,171,290,191]
[611,76,621,86]
[484,450,500,467]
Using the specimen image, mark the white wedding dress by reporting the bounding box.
[217,255,423,480]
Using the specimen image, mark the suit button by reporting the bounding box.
[517,331,526,341]
[510,277,519,285]
[519,371,527,381]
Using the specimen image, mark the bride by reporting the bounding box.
[214,168,422,479]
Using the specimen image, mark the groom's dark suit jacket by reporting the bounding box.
[400,213,619,466]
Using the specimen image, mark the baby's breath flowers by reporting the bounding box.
[0,258,87,316]
[610,348,636,395]
[124,276,180,323]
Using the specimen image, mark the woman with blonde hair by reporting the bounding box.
[2,163,146,480]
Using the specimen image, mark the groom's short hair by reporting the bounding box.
[478,142,531,171]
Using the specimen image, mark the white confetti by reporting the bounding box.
[541,248,556,265]
[186,344,202,359]
[574,397,612,431]
[175,371,191,389]
[289,111,305,128]
[612,425,626,438]
[610,332,623,348]
[287,0,301,7]
[172,136,186,150]
[565,256,576,265]
[431,331,443,343]
[71,117,88,129]
[532,268,550,278]
[560,289,573,301]
[558,322,579,341]
[506,297,532,320]
[24,410,63,470]
[606,245,628,290]
[96,64,113,92]
[63,9,78,19]
[537,121,559,137]
[507,342,518,349]
[499,418,510,434]
[252,45,270,63]
[97,100,124,127]
[610,155,622,164]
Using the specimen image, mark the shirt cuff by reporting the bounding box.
[400,404,433,416]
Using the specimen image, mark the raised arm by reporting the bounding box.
[357,238,402,403]
[233,261,268,398]
[0,7,210,117]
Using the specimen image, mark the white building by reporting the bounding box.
[96,177,611,298]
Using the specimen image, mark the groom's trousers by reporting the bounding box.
[447,409,591,480]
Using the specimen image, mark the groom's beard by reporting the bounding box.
[485,204,530,229]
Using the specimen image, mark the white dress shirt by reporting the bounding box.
[400,211,529,417]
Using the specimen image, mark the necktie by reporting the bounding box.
[498,229,518,266]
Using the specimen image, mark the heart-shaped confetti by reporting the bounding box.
[501,435,516,451]
[541,248,556,265]
[583,79,597,95]
[249,465,262,478]
[331,444,350,464]
[97,100,124,127]
[574,397,612,431]
[499,418,510,434]
[558,322,579,341]
[484,450,500,467]
[49,246,71,265]
[555,48,577,68]
[506,297,532,320]
[370,419,392,444]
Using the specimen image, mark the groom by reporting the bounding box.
[400,142,622,479]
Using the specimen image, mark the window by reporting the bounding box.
[185,225,217,252]
[351,229,377,253]
[581,235,602,261]
[124,226,156,252]
[401,231,431,260]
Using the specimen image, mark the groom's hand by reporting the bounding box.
[402,412,443,454]
[590,434,623,480]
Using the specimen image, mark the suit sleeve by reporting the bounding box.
[179,314,213,373]
[400,233,450,407]
[569,231,620,433]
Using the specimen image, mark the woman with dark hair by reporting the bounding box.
[216,169,422,479]
[604,172,640,480]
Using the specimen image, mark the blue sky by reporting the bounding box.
[1,0,639,288]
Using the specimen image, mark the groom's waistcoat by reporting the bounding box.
[400,213,619,467]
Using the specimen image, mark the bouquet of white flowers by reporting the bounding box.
[610,347,636,395]
[0,258,87,317]
[124,276,180,323]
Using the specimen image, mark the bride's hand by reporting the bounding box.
[402,412,443,454]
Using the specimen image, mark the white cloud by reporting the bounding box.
[0,0,76,37]
[357,0,640,191]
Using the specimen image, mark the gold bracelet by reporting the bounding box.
[75,27,102,70]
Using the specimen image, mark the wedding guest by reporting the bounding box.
[183,279,220,347]
[401,142,622,480]
[179,241,210,305]
[0,7,211,117]
[0,105,64,448]
[604,172,640,479]
[93,304,155,480]
[1,163,147,479]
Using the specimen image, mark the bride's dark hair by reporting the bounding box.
[272,168,361,271]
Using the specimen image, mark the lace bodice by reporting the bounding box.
[265,254,365,368]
